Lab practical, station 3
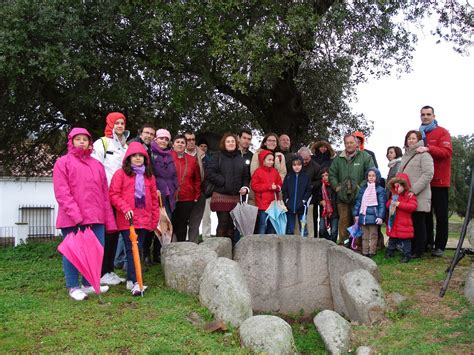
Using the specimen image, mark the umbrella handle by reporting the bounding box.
[129,216,134,226]
[159,194,163,208]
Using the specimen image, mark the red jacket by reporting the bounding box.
[386,173,417,239]
[109,143,159,231]
[426,126,452,187]
[251,150,283,210]
[172,151,202,202]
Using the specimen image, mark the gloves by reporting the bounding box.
[375,218,383,225]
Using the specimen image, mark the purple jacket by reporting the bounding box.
[151,141,178,210]
[53,128,117,232]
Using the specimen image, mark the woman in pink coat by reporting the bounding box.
[53,127,117,301]
[109,142,159,296]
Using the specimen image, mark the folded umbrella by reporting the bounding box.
[155,195,172,246]
[57,227,104,294]
[230,194,258,236]
[387,194,399,233]
[129,218,144,295]
[265,193,287,235]
[299,196,312,237]
[347,223,363,250]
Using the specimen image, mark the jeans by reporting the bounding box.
[319,215,339,243]
[60,224,105,289]
[257,210,276,234]
[114,234,127,269]
[286,213,308,236]
[121,228,147,283]
[387,238,412,258]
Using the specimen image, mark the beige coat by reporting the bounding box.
[399,140,434,212]
[250,148,287,181]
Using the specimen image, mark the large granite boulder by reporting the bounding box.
[313,310,351,355]
[199,257,252,327]
[200,237,232,259]
[340,269,386,325]
[234,235,334,315]
[464,265,474,304]
[161,242,217,295]
[240,315,295,354]
[327,245,380,316]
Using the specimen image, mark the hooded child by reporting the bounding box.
[53,128,117,301]
[282,155,312,235]
[109,142,159,296]
[251,150,283,234]
[385,173,418,262]
[352,167,387,257]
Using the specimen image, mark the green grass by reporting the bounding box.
[0,240,472,353]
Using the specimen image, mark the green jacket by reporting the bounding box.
[329,150,375,204]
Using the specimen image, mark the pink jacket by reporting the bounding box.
[53,128,117,232]
[109,143,159,231]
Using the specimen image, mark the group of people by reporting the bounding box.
[53,105,452,301]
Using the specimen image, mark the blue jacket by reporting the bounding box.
[352,168,386,225]
[282,171,312,214]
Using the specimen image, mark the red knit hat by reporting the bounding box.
[104,112,126,138]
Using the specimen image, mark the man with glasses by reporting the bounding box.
[184,131,206,243]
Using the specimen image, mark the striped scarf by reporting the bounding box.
[360,182,378,215]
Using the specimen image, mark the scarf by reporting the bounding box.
[388,157,402,169]
[419,119,438,143]
[131,164,146,208]
[360,182,378,215]
[321,179,333,218]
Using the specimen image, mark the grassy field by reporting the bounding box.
[0,239,472,353]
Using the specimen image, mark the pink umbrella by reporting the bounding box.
[58,227,104,294]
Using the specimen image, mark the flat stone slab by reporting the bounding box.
[240,315,296,354]
[200,237,232,259]
[464,264,474,304]
[234,235,334,315]
[199,257,252,327]
[327,245,380,316]
[161,242,217,295]
[340,269,386,325]
[314,310,351,355]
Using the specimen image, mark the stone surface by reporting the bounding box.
[340,269,386,325]
[356,346,372,355]
[199,257,252,327]
[470,223,474,247]
[161,242,217,295]
[200,237,232,259]
[240,315,295,355]
[327,245,380,316]
[313,310,351,355]
[464,265,474,304]
[234,235,334,315]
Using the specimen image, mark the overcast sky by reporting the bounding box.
[351,32,474,177]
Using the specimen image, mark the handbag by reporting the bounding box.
[210,192,240,212]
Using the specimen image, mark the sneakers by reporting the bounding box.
[69,287,88,301]
[131,282,148,296]
[432,248,444,257]
[81,285,110,295]
[126,280,134,290]
[100,272,125,285]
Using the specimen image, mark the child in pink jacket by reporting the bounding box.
[53,128,117,301]
[109,142,159,296]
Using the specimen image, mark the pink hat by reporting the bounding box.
[155,129,171,140]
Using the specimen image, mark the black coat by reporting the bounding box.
[205,150,250,195]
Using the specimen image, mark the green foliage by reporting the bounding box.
[0,1,471,175]
[449,134,474,217]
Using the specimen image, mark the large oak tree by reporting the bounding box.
[0,0,471,175]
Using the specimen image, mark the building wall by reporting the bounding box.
[0,177,58,227]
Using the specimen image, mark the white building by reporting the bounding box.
[0,176,59,240]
